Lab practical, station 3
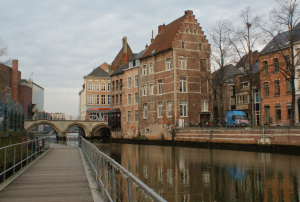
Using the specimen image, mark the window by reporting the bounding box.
[120,94,122,104]
[180,77,187,92]
[128,94,131,105]
[199,44,202,50]
[150,84,154,95]
[274,58,279,72]
[150,63,153,74]
[182,42,185,49]
[136,60,140,66]
[94,83,99,91]
[236,95,248,105]
[158,80,163,94]
[94,95,100,105]
[186,29,189,33]
[158,102,163,118]
[135,110,139,121]
[116,80,118,90]
[120,79,122,90]
[287,78,292,93]
[287,104,292,119]
[129,62,133,68]
[263,61,268,75]
[95,78,99,81]
[107,83,110,91]
[88,83,93,91]
[112,81,114,91]
[167,101,172,117]
[143,65,147,75]
[135,92,138,104]
[102,79,105,81]
[179,57,185,69]
[180,100,187,117]
[101,95,105,105]
[128,111,131,122]
[241,82,249,88]
[135,75,138,87]
[275,105,281,120]
[112,96,114,105]
[166,58,171,70]
[128,77,131,88]
[201,101,208,111]
[194,30,197,34]
[107,95,110,105]
[88,94,93,105]
[143,85,147,96]
[101,83,106,91]
[116,95,118,105]
[143,104,147,118]
[275,80,280,95]
[88,78,93,81]
[230,85,235,97]
[264,82,269,97]
[285,55,290,70]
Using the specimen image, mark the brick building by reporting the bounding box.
[80,63,111,121]
[138,10,212,138]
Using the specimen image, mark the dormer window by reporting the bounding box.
[136,60,140,66]
[129,62,133,68]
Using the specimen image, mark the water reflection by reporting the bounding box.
[90,141,300,202]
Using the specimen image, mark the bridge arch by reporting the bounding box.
[92,124,111,138]
[63,122,90,137]
[25,120,61,134]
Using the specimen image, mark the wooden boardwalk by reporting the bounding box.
[0,143,94,202]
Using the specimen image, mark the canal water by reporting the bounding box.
[90,140,300,202]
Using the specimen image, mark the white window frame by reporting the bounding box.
[143,104,147,118]
[107,83,110,91]
[135,75,138,87]
[143,85,147,96]
[88,94,93,105]
[166,58,171,70]
[135,92,138,104]
[101,95,106,105]
[150,63,153,74]
[128,94,131,105]
[135,110,139,121]
[94,83,99,91]
[158,102,163,118]
[107,95,110,105]
[102,79,106,81]
[180,78,187,93]
[179,57,186,69]
[180,100,187,117]
[150,84,154,95]
[88,78,93,81]
[201,101,208,112]
[158,80,163,95]
[136,60,140,66]
[127,111,131,122]
[143,65,147,75]
[88,83,93,91]
[167,101,172,117]
[94,95,100,105]
[128,77,131,88]
[101,83,106,91]
[129,62,133,68]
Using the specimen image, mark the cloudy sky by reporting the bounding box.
[0,0,274,115]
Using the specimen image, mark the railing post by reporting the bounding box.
[27,142,28,164]
[103,157,107,201]
[31,141,33,161]
[35,139,37,158]
[21,143,23,168]
[127,178,133,202]
[13,146,16,174]
[4,148,7,181]
[112,167,117,202]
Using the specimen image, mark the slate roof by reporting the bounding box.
[110,49,145,77]
[86,66,109,77]
[260,23,300,55]
[141,15,185,58]
[212,64,244,85]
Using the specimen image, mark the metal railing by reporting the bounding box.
[80,137,167,202]
[0,137,51,183]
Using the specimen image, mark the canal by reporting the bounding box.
[89,140,300,202]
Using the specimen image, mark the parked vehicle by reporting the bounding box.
[225,110,248,127]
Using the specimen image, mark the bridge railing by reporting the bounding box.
[80,137,167,202]
[0,137,51,183]
[26,115,108,121]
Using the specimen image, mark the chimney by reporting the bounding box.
[122,36,128,65]
[151,30,154,43]
[145,44,149,50]
[185,10,193,16]
[11,60,19,101]
[158,24,165,33]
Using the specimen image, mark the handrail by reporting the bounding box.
[0,137,51,182]
[80,137,167,202]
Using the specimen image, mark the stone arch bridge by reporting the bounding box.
[24,120,110,137]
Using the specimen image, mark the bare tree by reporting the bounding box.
[200,19,234,120]
[230,6,263,126]
[259,0,300,125]
[0,37,11,95]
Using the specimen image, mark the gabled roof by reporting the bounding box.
[260,23,300,55]
[86,66,109,77]
[212,64,243,85]
[110,49,145,77]
[141,15,185,59]
[235,51,259,69]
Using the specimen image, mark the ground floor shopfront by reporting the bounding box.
[86,106,110,121]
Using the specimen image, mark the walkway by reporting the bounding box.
[0,143,94,202]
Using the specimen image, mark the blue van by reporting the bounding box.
[225,110,248,127]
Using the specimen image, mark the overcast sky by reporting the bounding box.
[0,0,274,115]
